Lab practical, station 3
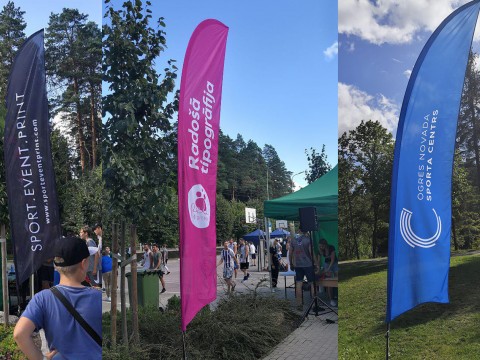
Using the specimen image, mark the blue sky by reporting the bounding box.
[114,0,339,188]
[5,1,337,189]
[11,0,337,188]
[339,0,480,136]
[9,1,102,35]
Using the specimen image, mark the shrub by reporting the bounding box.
[0,325,25,360]
[103,293,300,359]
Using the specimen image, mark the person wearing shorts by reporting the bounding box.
[249,242,256,266]
[289,229,317,308]
[238,238,250,282]
[228,238,238,278]
[152,244,166,293]
[218,241,238,293]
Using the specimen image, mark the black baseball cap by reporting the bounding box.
[54,236,90,267]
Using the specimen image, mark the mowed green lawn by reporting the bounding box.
[339,254,480,360]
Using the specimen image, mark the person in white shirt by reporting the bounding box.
[249,242,256,266]
[142,244,153,270]
[93,223,103,287]
[228,238,238,278]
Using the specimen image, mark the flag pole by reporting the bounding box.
[182,330,188,359]
[385,322,390,359]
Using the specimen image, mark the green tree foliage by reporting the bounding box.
[263,144,292,199]
[339,120,394,259]
[453,51,480,249]
[0,1,26,224]
[457,51,480,187]
[452,151,480,250]
[0,1,26,101]
[60,166,108,234]
[305,145,332,184]
[103,0,178,225]
[338,138,363,259]
[340,113,480,260]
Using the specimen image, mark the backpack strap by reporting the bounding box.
[50,286,102,347]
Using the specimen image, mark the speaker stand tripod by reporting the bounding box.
[296,228,338,327]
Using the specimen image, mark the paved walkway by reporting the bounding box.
[262,312,338,360]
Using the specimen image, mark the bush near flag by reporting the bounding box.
[386,0,480,322]
[4,29,62,286]
[178,19,229,332]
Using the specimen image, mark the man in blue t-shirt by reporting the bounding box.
[14,236,102,359]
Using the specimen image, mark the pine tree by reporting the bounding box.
[0,1,26,101]
[45,9,101,174]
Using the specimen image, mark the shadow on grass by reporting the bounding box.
[371,256,480,338]
[340,258,388,282]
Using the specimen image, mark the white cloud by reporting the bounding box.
[340,41,355,52]
[339,0,470,45]
[403,69,412,78]
[323,41,338,60]
[338,83,400,136]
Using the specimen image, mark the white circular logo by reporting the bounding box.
[187,184,210,228]
[400,208,442,248]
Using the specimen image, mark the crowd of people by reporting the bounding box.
[11,224,335,358]
[218,230,338,309]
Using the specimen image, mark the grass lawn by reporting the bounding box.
[339,253,480,360]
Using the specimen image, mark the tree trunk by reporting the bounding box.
[90,83,97,168]
[452,216,458,251]
[110,223,119,347]
[469,89,480,187]
[73,77,86,173]
[372,206,379,258]
[347,191,360,260]
[472,120,480,187]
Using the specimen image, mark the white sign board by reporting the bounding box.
[276,220,288,229]
[245,207,257,224]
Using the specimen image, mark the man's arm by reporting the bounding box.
[93,251,99,274]
[289,246,294,269]
[14,317,57,360]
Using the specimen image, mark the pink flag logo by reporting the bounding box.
[188,184,210,228]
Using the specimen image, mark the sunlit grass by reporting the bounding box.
[339,254,480,359]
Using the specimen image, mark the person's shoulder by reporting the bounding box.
[74,286,102,301]
[30,288,54,303]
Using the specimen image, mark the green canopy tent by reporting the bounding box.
[263,165,338,256]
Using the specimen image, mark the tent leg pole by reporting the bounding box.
[265,218,272,290]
